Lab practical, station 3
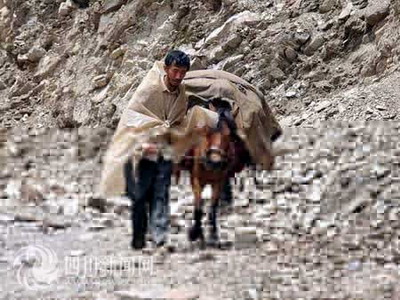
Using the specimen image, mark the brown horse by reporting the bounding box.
[178,99,251,247]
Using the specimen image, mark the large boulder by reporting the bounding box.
[362,0,390,26]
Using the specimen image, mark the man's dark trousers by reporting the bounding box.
[124,157,172,249]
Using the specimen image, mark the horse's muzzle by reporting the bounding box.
[203,148,228,171]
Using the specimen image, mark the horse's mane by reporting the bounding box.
[216,108,237,134]
[209,97,237,135]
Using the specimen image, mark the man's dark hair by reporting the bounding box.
[164,50,190,70]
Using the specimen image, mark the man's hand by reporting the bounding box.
[142,143,159,156]
[193,126,209,136]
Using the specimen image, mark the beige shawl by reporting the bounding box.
[99,61,218,197]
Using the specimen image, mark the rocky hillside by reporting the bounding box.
[0,0,399,128]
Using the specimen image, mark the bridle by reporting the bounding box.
[203,147,229,171]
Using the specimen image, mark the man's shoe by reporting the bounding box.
[131,237,146,250]
[155,240,166,248]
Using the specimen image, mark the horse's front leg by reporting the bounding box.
[208,182,221,247]
[188,174,205,245]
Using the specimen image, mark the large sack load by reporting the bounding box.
[184,69,282,170]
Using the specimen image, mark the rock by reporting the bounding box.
[58,2,71,16]
[222,214,241,229]
[93,74,110,89]
[351,0,368,9]
[0,79,6,90]
[115,287,199,300]
[99,215,115,227]
[285,89,297,98]
[43,216,72,229]
[209,45,225,62]
[59,0,75,17]
[0,213,14,224]
[264,241,279,254]
[338,2,353,21]
[319,0,337,13]
[308,185,321,202]
[14,212,44,223]
[190,252,216,263]
[88,223,107,231]
[243,288,259,300]
[301,212,317,231]
[87,196,108,213]
[220,55,244,71]
[107,197,130,214]
[372,164,390,179]
[27,46,46,63]
[189,57,207,70]
[304,34,325,56]
[35,55,62,79]
[284,47,298,62]
[78,232,95,242]
[269,67,285,81]
[204,11,261,47]
[42,200,62,214]
[21,180,47,203]
[61,198,80,216]
[163,290,199,300]
[346,260,362,271]
[170,215,185,230]
[223,34,242,50]
[111,47,126,59]
[293,172,313,185]
[5,179,22,200]
[95,292,119,300]
[294,32,310,45]
[315,100,331,112]
[362,0,390,26]
[343,193,371,215]
[234,197,250,208]
[313,80,333,91]
[16,54,29,64]
[0,6,10,23]
[9,79,35,97]
[235,227,258,249]
[101,0,126,14]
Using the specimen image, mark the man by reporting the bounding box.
[123,50,191,249]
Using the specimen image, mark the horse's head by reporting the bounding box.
[202,101,237,171]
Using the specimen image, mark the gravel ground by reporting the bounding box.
[2,117,400,299]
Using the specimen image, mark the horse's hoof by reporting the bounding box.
[199,239,207,250]
[207,232,220,248]
[188,225,204,242]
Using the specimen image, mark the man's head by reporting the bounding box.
[164,50,190,90]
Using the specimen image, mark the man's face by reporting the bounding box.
[164,63,188,88]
